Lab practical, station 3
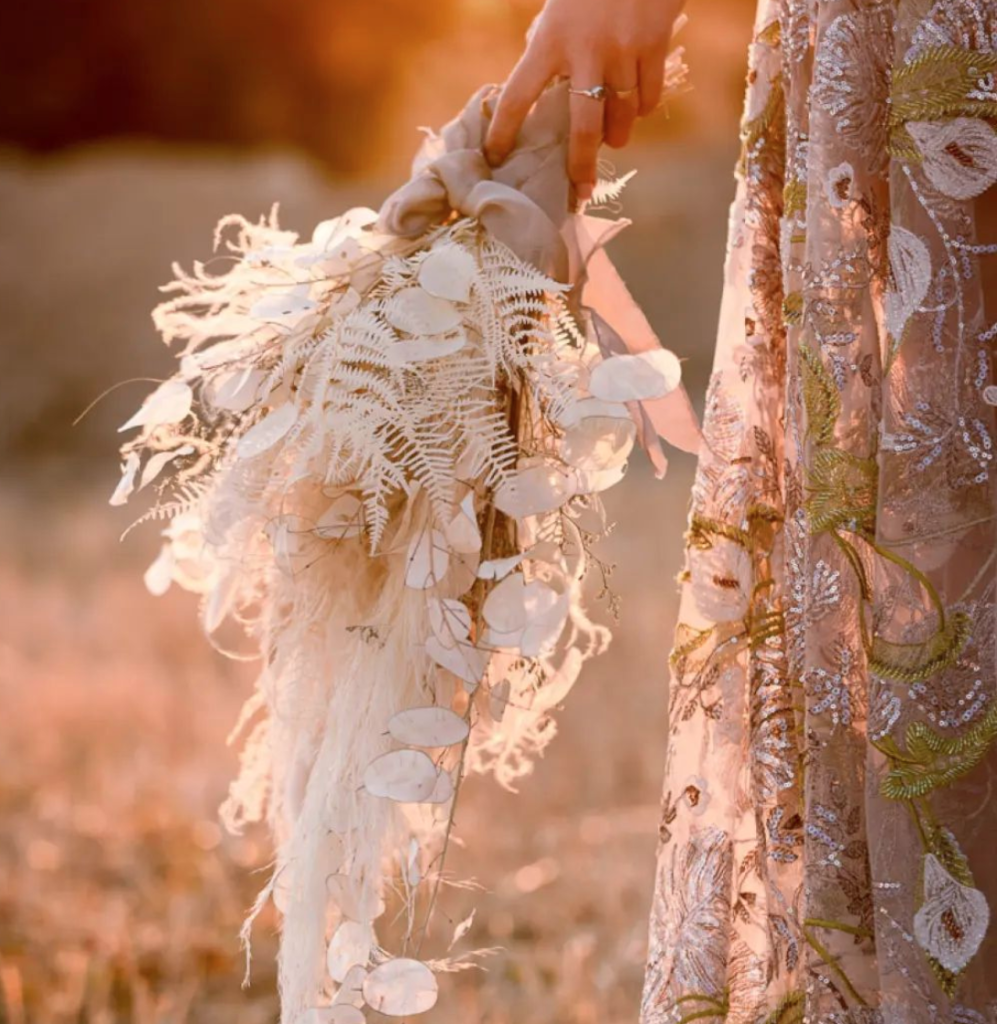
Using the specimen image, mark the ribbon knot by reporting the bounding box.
[376,81,702,466]
[378,85,571,280]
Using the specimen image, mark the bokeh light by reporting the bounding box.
[0,2,753,1021]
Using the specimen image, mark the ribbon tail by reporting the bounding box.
[568,215,701,455]
[631,400,670,480]
[586,307,669,479]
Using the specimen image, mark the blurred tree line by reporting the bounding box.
[0,0,752,467]
[0,0,466,173]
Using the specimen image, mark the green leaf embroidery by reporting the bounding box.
[889,46,997,160]
[799,343,840,446]
[763,991,805,1024]
[881,703,997,800]
[869,611,971,684]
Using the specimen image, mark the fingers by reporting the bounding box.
[484,49,552,167]
[638,46,669,117]
[604,61,640,150]
[568,59,606,201]
[487,15,677,191]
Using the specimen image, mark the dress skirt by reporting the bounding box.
[641,0,997,1020]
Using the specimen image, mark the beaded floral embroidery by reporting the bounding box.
[642,0,997,1020]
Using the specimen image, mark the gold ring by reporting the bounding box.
[612,86,640,100]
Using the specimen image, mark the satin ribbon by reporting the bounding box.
[377,82,701,472]
[379,84,572,280]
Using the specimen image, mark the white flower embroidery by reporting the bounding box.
[913,853,991,974]
[812,8,895,171]
[825,162,855,208]
[884,224,932,346]
[680,775,712,817]
[908,118,997,201]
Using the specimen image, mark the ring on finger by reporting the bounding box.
[568,84,609,102]
[610,85,639,100]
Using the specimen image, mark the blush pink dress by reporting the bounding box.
[641,0,997,1020]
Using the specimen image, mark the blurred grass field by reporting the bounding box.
[0,4,750,1018]
[0,145,736,1024]
[0,139,734,1024]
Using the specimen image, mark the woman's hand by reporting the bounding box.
[484,0,684,201]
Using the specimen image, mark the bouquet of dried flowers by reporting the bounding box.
[111,75,697,1023]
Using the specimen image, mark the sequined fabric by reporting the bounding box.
[641,0,997,1020]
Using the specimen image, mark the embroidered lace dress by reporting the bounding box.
[641,0,997,1021]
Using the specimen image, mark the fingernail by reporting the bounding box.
[576,182,594,202]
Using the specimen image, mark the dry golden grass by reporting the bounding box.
[0,484,280,1024]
